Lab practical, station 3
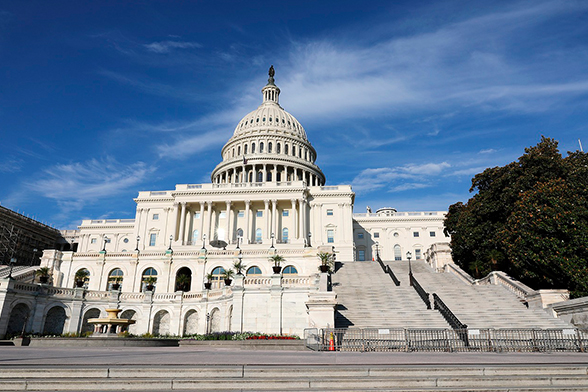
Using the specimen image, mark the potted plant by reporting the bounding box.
[317,252,334,273]
[175,274,190,292]
[74,269,89,288]
[36,267,51,284]
[111,282,121,291]
[223,269,235,286]
[144,276,157,291]
[269,254,284,274]
[204,273,214,290]
[233,259,246,275]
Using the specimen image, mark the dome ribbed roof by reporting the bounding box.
[232,103,307,140]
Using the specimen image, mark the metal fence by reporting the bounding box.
[304,327,588,352]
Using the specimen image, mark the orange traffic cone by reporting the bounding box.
[328,332,335,351]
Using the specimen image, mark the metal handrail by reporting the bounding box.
[377,255,400,286]
[433,293,468,346]
[410,274,431,309]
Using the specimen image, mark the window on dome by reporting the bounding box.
[260,142,264,153]
[256,118,259,122]
[277,143,281,153]
[269,117,272,121]
[292,146,295,155]
[232,148,235,158]
[263,117,266,122]
[244,145,248,154]
[267,172,272,181]
[252,143,256,153]
[285,144,289,155]
[288,121,291,125]
[282,119,285,123]
[238,146,241,155]
[268,143,272,153]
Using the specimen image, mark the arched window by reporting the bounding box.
[299,147,302,158]
[260,142,264,153]
[277,143,281,154]
[238,146,241,155]
[283,266,298,275]
[292,146,296,155]
[267,172,272,182]
[192,229,199,244]
[285,144,289,155]
[257,171,263,182]
[107,268,123,290]
[282,227,289,243]
[255,228,262,243]
[142,267,157,291]
[394,245,402,261]
[175,267,192,292]
[211,266,226,288]
[252,143,256,153]
[74,268,90,289]
[268,142,272,153]
[247,266,262,275]
[232,148,235,158]
[244,144,248,154]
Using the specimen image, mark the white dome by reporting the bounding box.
[233,104,307,140]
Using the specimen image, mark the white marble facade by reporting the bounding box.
[0,68,449,338]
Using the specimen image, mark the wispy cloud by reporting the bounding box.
[352,162,451,193]
[21,157,154,215]
[144,40,202,53]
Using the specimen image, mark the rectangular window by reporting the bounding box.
[152,213,159,220]
[357,232,364,239]
[358,250,365,261]
[413,232,420,237]
[238,211,244,218]
[282,210,289,217]
[415,249,422,260]
[149,233,156,246]
[326,209,333,216]
[327,229,334,243]
[374,232,380,238]
[219,211,226,218]
[91,238,97,244]
[430,231,436,237]
[194,212,201,219]
[256,211,263,217]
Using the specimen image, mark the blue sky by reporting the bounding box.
[1,1,587,229]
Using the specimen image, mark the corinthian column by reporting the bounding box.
[244,200,251,244]
[178,202,187,245]
[264,199,270,239]
[225,201,232,243]
[291,199,298,239]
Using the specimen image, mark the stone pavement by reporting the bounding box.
[1,346,588,366]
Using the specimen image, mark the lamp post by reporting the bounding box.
[29,248,37,267]
[307,232,312,247]
[8,258,16,279]
[375,242,380,260]
[168,235,173,251]
[202,234,207,250]
[270,233,275,250]
[407,251,413,286]
[102,237,108,252]
[236,235,241,250]
[135,236,140,252]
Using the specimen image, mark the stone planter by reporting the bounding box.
[111,283,120,291]
[204,282,212,290]
[75,280,84,288]
[319,265,330,273]
[224,279,232,286]
[145,284,154,292]
[39,276,49,284]
[272,266,282,274]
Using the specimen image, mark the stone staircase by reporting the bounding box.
[386,259,572,329]
[333,261,450,328]
[2,364,588,391]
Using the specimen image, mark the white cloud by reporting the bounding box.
[479,148,497,154]
[144,40,202,53]
[352,162,450,193]
[23,157,154,213]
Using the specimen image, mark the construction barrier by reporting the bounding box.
[303,327,588,353]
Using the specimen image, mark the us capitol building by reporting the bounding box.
[0,68,450,337]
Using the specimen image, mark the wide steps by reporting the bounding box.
[2,365,588,391]
[385,260,571,330]
[333,262,449,328]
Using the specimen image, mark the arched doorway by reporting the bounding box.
[183,309,199,336]
[120,309,138,334]
[43,306,67,335]
[209,308,221,333]
[7,303,30,336]
[152,310,170,335]
[175,267,192,292]
[81,308,101,334]
[210,266,225,289]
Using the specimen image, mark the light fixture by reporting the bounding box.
[135,236,140,251]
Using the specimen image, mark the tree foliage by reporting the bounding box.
[444,137,588,297]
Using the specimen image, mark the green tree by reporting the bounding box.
[444,137,588,297]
